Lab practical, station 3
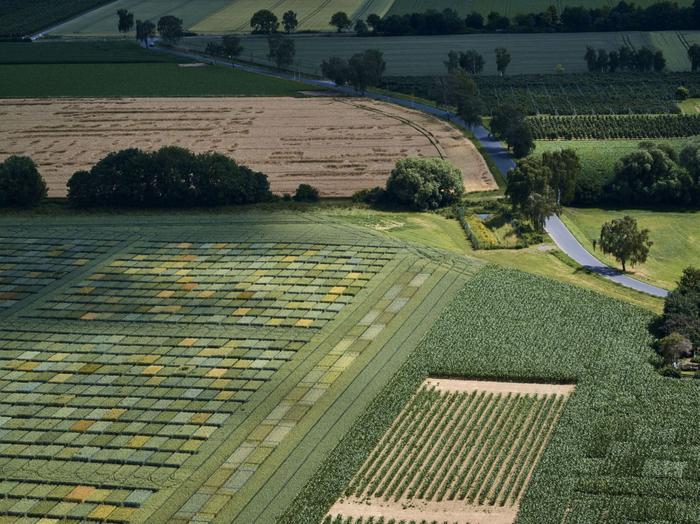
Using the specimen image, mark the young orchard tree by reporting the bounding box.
[495,47,511,75]
[251,10,279,34]
[117,9,134,34]
[157,15,184,44]
[282,11,298,33]
[599,216,652,272]
[330,11,352,32]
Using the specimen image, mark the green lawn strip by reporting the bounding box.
[224,263,472,523]
[0,63,312,98]
[139,253,413,522]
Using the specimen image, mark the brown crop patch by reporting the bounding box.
[327,378,574,524]
[0,97,496,198]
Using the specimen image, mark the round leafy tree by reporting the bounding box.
[386,157,464,210]
[0,155,47,207]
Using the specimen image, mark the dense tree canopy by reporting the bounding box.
[0,156,47,208]
[67,147,272,208]
[157,15,184,44]
[656,267,700,350]
[386,157,464,210]
[251,10,278,34]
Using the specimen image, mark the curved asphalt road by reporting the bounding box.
[153,45,669,298]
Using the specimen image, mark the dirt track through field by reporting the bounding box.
[0,97,496,198]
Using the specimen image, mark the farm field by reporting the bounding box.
[185,30,700,76]
[283,265,700,523]
[0,41,182,65]
[386,0,694,18]
[0,97,496,198]
[0,63,311,98]
[328,378,573,523]
[0,211,479,523]
[51,0,396,35]
[0,0,113,37]
[51,0,232,37]
[562,207,700,290]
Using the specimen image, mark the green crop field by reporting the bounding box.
[0,209,697,523]
[0,63,311,98]
[386,0,694,18]
[0,41,181,65]
[562,207,700,290]
[283,265,700,523]
[0,0,113,37]
[52,0,232,37]
[184,30,699,76]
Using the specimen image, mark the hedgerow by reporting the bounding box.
[528,114,700,140]
[280,266,700,523]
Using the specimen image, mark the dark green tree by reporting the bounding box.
[541,149,581,204]
[347,49,385,93]
[386,157,464,210]
[157,15,184,44]
[354,19,369,35]
[459,50,484,74]
[330,11,352,32]
[320,56,351,86]
[293,184,320,202]
[656,267,700,348]
[267,35,295,69]
[251,10,279,34]
[0,156,47,208]
[688,44,700,72]
[282,10,298,33]
[135,20,155,45]
[366,14,382,32]
[599,216,653,272]
[222,35,243,58]
[495,47,511,76]
[117,9,134,34]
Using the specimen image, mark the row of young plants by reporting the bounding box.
[280,266,700,523]
[382,73,699,115]
[527,114,700,140]
[323,517,455,524]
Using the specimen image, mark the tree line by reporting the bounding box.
[349,1,700,36]
[116,9,185,46]
[584,46,666,73]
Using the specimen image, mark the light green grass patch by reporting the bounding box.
[562,207,700,290]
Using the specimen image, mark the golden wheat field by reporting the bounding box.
[0,97,496,198]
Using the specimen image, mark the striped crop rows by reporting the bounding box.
[345,384,568,507]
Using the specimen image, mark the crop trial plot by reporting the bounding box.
[327,378,574,524]
[0,215,480,523]
[0,97,496,198]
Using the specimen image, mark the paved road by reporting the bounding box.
[545,216,668,297]
[154,46,669,298]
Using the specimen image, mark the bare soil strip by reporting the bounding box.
[0,97,497,198]
[425,378,576,396]
[329,497,518,524]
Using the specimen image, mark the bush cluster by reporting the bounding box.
[67,147,272,208]
[0,155,46,208]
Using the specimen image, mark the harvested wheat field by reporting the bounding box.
[0,97,496,198]
[325,379,574,524]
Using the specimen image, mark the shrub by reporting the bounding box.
[67,147,272,208]
[0,155,47,207]
[676,86,690,100]
[386,157,463,211]
[293,184,320,202]
[352,187,387,206]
